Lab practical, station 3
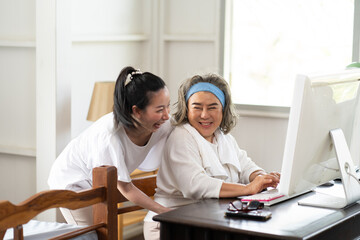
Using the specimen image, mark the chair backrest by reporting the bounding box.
[0,166,118,240]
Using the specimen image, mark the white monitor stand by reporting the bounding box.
[298,128,360,209]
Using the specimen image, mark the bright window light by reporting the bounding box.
[225,0,354,107]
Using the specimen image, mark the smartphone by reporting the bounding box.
[225,209,272,221]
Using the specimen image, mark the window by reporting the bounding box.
[224,0,356,107]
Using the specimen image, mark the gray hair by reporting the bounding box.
[172,74,238,134]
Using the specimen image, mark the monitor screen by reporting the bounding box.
[278,69,360,197]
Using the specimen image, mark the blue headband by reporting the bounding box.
[185,82,225,107]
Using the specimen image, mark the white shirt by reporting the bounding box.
[145,123,263,222]
[48,112,173,190]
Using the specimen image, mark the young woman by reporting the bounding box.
[48,66,172,225]
[144,74,280,240]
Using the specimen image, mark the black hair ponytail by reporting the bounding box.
[113,66,166,129]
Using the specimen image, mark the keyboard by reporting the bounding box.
[240,188,287,206]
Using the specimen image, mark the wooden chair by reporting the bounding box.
[117,170,157,240]
[0,166,118,240]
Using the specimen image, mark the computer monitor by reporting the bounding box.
[278,68,360,208]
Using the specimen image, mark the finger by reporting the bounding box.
[264,174,280,183]
[269,173,281,181]
[266,182,279,189]
[270,172,280,178]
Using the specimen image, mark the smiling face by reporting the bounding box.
[187,91,223,142]
[133,87,170,133]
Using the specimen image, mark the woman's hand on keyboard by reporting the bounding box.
[247,173,280,194]
[219,171,281,197]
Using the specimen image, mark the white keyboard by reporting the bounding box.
[240,189,287,206]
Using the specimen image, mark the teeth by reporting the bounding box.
[201,123,211,126]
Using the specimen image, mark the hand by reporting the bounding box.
[247,173,280,194]
[268,171,281,180]
[157,206,173,214]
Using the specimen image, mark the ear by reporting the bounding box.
[131,105,142,119]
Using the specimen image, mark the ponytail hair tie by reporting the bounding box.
[124,69,142,87]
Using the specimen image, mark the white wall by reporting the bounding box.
[0,0,36,202]
[159,0,222,108]
[0,154,36,203]
[0,0,288,217]
[233,115,288,173]
[70,0,155,137]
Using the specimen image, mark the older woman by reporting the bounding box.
[143,74,280,240]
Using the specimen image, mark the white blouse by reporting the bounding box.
[144,123,263,222]
[48,112,173,191]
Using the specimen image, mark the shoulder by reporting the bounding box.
[164,125,200,160]
[78,113,115,137]
[224,132,237,144]
[158,120,174,135]
[215,131,241,153]
[90,112,116,133]
[169,124,191,138]
[167,124,196,146]
[151,120,174,142]
[216,130,237,144]
[220,132,249,158]
[74,112,121,149]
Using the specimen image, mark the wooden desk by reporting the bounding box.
[153,192,360,240]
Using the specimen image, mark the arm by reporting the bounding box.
[117,181,171,214]
[219,172,280,197]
